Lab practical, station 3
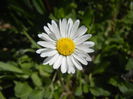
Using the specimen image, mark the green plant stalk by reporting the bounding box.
[23,31,41,49]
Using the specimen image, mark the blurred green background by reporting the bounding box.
[0,0,133,99]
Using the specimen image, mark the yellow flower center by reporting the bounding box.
[56,38,75,56]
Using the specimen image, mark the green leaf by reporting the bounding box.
[118,82,133,96]
[109,78,118,87]
[89,73,95,87]
[31,72,42,87]
[0,92,6,99]
[125,58,133,70]
[43,87,52,98]
[0,61,23,73]
[37,65,53,77]
[83,84,89,93]
[75,86,82,96]
[18,55,31,63]
[109,78,133,95]
[20,63,34,69]
[92,61,110,74]
[29,90,43,99]
[82,9,94,28]
[14,82,32,99]
[9,4,32,18]
[90,87,110,96]
[32,0,45,14]
[41,65,53,73]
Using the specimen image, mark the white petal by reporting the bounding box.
[64,21,69,37]
[72,53,88,65]
[75,49,92,61]
[47,23,53,32]
[37,41,56,49]
[67,56,75,74]
[75,48,86,55]
[70,20,80,38]
[61,56,67,73]
[40,50,57,57]
[51,20,58,27]
[53,55,63,69]
[74,34,92,45]
[86,54,92,61]
[73,26,87,39]
[74,34,92,44]
[83,41,95,47]
[47,23,60,39]
[51,20,60,38]
[49,53,59,65]
[43,26,51,34]
[70,56,83,70]
[59,19,67,37]
[48,33,57,41]
[43,56,53,65]
[36,48,46,54]
[76,44,94,53]
[38,33,55,42]
[87,49,94,53]
[67,18,73,37]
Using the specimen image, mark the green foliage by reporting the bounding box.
[125,58,133,70]
[14,82,33,99]
[0,0,133,98]
[0,62,23,73]
[0,91,6,99]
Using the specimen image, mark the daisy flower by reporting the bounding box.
[36,18,95,74]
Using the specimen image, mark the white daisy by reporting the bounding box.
[36,18,95,74]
